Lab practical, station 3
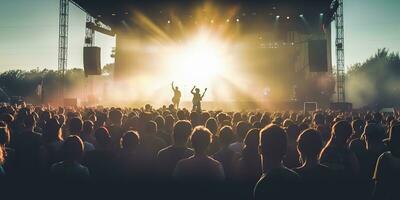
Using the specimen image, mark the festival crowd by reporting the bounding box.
[0,103,399,200]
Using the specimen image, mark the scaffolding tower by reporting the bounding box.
[58,0,69,101]
[335,0,345,102]
[85,14,95,47]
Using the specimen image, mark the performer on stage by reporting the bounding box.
[191,86,207,112]
[171,82,181,109]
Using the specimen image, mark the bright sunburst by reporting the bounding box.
[165,29,230,87]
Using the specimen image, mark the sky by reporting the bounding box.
[0,0,400,72]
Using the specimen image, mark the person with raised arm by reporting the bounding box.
[191,86,207,112]
[171,82,181,109]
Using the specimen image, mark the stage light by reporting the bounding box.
[299,14,304,18]
[286,16,290,20]
[276,15,280,19]
[210,19,214,24]
[226,19,230,23]
[320,13,324,16]
[167,20,171,24]
[236,18,240,22]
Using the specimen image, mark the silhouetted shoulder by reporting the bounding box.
[254,167,300,200]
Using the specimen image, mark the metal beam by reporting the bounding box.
[335,0,345,102]
[58,0,69,101]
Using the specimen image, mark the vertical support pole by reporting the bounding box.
[335,0,345,102]
[58,0,69,104]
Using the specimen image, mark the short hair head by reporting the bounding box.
[297,129,323,160]
[173,120,192,146]
[219,126,234,146]
[109,109,123,125]
[62,135,84,162]
[364,123,385,144]
[244,128,260,149]
[121,131,140,150]
[331,120,352,145]
[236,121,252,141]
[154,115,165,130]
[82,120,94,134]
[69,117,83,134]
[95,127,111,148]
[205,117,218,135]
[145,121,158,135]
[190,126,212,154]
[259,124,287,161]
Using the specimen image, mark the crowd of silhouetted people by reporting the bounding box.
[0,103,399,200]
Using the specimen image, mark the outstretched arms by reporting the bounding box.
[171,82,175,91]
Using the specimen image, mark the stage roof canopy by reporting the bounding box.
[72,0,335,30]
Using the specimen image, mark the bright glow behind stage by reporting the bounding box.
[102,2,315,109]
[164,29,231,87]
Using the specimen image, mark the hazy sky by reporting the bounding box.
[0,0,399,72]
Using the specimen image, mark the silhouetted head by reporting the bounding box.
[297,129,323,162]
[82,120,94,136]
[190,112,201,127]
[205,117,218,135]
[69,117,83,135]
[145,121,158,136]
[61,135,84,162]
[173,120,192,146]
[154,115,165,131]
[121,131,140,151]
[195,88,200,93]
[313,113,325,126]
[236,121,252,142]
[191,126,212,155]
[44,118,62,142]
[109,109,123,126]
[364,123,385,145]
[177,110,186,120]
[244,128,260,151]
[352,119,365,136]
[286,124,300,143]
[165,115,175,131]
[94,127,111,149]
[330,120,352,147]
[175,86,179,90]
[259,124,287,162]
[219,126,234,147]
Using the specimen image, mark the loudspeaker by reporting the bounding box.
[83,47,101,76]
[308,40,328,72]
